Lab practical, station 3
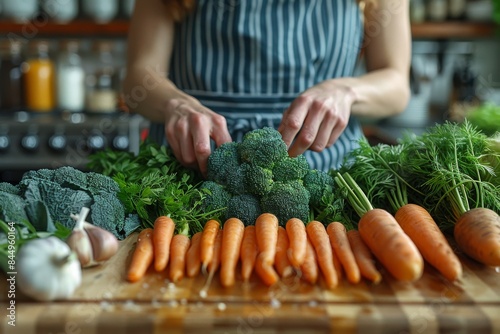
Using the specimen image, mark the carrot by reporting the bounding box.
[200,229,223,296]
[358,208,424,282]
[306,221,338,289]
[186,232,203,278]
[275,226,293,278]
[299,237,318,285]
[220,218,245,287]
[254,213,280,286]
[326,222,360,284]
[346,230,382,284]
[200,219,221,271]
[240,225,258,282]
[152,216,176,272]
[168,234,191,283]
[395,204,463,281]
[454,207,500,267]
[127,228,154,283]
[285,218,307,268]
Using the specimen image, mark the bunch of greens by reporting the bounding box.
[464,103,500,136]
[87,140,217,235]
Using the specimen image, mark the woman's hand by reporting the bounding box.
[163,96,232,177]
[278,80,356,157]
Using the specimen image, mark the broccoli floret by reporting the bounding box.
[0,182,20,195]
[225,194,262,226]
[200,181,232,219]
[261,180,310,226]
[0,190,29,224]
[238,127,288,168]
[225,164,249,195]
[272,155,310,182]
[244,163,273,197]
[303,169,335,208]
[207,142,241,186]
[90,193,126,240]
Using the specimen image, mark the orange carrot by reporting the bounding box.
[168,234,191,283]
[306,221,338,289]
[200,229,223,295]
[127,228,154,283]
[358,208,424,282]
[346,230,382,284]
[254,213,280,286]
[395,203,463,281]
[220,218,245,287]
[454,207,500,267]
[275,226,293,278]
[200,219,221,271]
[299,237,318,285]
[327,221,361,284]
[285,218,307,268]
[240,225,258,282]
[152,216,176,272]
[186,232,203,278]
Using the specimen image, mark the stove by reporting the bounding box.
[0,111,148,183]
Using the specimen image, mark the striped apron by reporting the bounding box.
[149,0,365,171]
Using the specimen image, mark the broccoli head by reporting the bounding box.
[244,163,273,197]
[200,180,232,220]
[261,180,310,226]
[207,142,241,186]
[303,169,335,208]
[0,190,29,224]
[272,154,310,182]
[225,164,249,195]
[238,127,288,168]
[225,194,262,226]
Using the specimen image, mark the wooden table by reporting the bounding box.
[2,234,500,334]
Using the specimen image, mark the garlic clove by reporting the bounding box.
[84,222,119,262]
[66,229,93,267]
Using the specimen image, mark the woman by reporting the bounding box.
[123,0,411,176]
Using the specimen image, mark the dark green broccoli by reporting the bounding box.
[207,142,241,186]
[244,163,273,197]
[0,190,29,224]
[303,169,335,208]
[261,180,310,226]
[0,182,20,195]
[225,164,249,195]
[238,127,288,168]
[272,155,310,182]
[200,181,232,220]
[225,194,262,226]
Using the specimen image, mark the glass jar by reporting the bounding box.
[56,40,85,112]
[0,40,24,111]
[41,0,79,23]
[23,40,56,112]
[123,0,135,18]
[83,0,119,23]
[427,0,448,21]
[86,41,117,113]
[1,0,39,22]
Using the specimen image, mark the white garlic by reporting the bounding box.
[16,236,82,301]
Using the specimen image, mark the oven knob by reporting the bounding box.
[48,134,67,152]
[87,134,106,151]
[21,134,39,152]
[0,135,10,152]
[112,135,129,151]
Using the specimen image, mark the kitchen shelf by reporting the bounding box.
[0,19,130,38]
[411,21,498,39]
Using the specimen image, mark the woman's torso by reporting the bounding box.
[150,0,365,171]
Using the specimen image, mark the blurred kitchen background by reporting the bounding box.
[0,0,499,182]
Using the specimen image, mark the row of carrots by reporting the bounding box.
[126,205,469,288]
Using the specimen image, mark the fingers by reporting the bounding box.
[278,96,310,148]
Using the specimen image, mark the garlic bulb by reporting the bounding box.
[66,207,119,267]
[16,236,82,301]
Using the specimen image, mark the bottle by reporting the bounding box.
[86,41,117,113]
[0,40,24,111]
[23,40,56,113]
[83,0,119,23]
[56,41,85,112]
